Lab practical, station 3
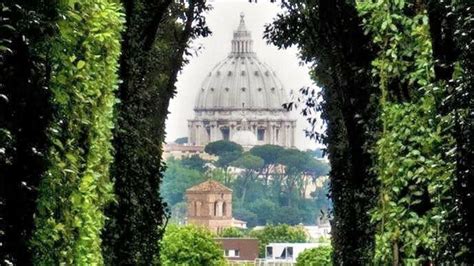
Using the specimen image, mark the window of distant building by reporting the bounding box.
[224,249,240,258]
[206,127,211,142]
[194,201,202,216]
[276,247,287,259]
[257,128,265,141]
[287,247,293,259]
[221,127,230,141]
[214,201,219,216]
[222,202,227,217]
[266,247,273,259]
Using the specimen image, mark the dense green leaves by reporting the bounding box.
[296,245,332,266]
[356,0,457,263]
[161,158,206,206]
[205,140,243,156]
[30,0,124,264]
[160,224,225,266]
[265,1,379,264]
[218,227,245,238]
[102,1,211,264]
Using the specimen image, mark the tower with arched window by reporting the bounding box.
[185,180,234,233]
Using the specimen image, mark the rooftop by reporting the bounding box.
[186,180,233,193]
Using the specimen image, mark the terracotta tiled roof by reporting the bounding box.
[186,180,232,193]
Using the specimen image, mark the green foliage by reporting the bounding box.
[372,99,452,263]
[249,144,284,165]
[205,140,243,157]
[0,2,57,264]
[247,199,278,225]
[160,224,225,266]
[218,227,245,238]
[30,0,124,264]
[249,224,308,257]
[181,154,209,172]
[164,143,331,228]
[231,153,264,171]
[265,1,379,264]
[174,137,188,144]
[296,246,333,266]
[161,158,206,206]
[357,0,454,263]
[103,0,210,264]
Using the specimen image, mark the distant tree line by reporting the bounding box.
[161,140,331,227]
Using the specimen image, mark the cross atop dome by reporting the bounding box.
[232,12,253,54]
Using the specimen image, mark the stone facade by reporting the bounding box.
[186,180,233,233]
[188,115,296,148]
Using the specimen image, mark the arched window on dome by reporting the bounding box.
[221,127,230,141]
[257,128,265,141]
[241,71,245,76]
[205,127,211,142]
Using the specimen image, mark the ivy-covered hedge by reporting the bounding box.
[357,1,454,263]
[31,0,123,264]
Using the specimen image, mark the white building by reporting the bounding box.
[188,13,296,148]
[264,243,329,264]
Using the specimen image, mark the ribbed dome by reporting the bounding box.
[194,13,289,111]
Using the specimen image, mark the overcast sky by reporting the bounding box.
[165,0,323,149]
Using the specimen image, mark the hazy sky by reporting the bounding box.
[165,0,323,149]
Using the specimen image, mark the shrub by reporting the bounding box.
[296,246,332,266]
[160,224,225,266]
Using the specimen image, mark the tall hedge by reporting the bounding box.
[357,1,455,264]
[440,1,474,262]
[103,1,210,264]
[0,2,57,264]
[30,0,123,264]
[265,1,379,264]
